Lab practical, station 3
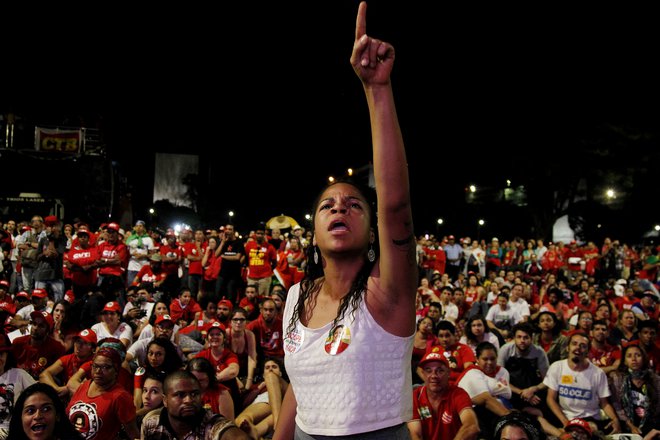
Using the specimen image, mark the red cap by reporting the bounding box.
[0,280,9,289]
[102,301,121,313]
[44,215,59,226]
[447,235,455,240]
[217,299,233,311]
[565,419,592,436]
[32,288,48,299]
[30,310,54,331]
[155,314,173,326]
[105,222,120,232]
[204,321,225,337]
[418,347,450,369]
[77,226,91,236]
[21,225,31,233]
[75,328,97,345]
[15,291,30,300]
[63,290,75,303]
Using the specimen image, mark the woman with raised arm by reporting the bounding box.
[274,2,416,438]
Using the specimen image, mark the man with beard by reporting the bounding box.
[12,310,65,379]
[544,331,621,434]
[408,351,479,440]
[141,370,248,439]
[247,298,284,367]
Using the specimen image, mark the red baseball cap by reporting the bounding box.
[204,321,225,336]
[565,419,592,436]
[0,280,9,289]
[77,226,91,236]
[102,301,121,313]
[30,310,54,331]
[105,222,120,232]
[63,290,75,303]
[32,288,48,299]
[44,215,59,226]
[418,348,449,369]
[217,299,233,311]
[75,329,97,345]
[15,291,30,300]
[155,314,173,326]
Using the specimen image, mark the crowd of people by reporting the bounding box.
[2,1,660,439]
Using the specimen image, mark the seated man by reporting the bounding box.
[422,320,475,386]
[408,351,479,440]
[544,331,622,434]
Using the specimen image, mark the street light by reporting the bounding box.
[328,176,335,183]
[149,208,155,215]
[606,188,616,199]
[469,185,477,193]
[477,219,485,241]
[347,168,353,176]
[437,218,443,225]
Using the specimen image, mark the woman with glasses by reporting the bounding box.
[66,346,138,440]
[226,309,258,394]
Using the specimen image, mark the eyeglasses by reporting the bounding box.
[231,318,246,322]
[91,363,114,372]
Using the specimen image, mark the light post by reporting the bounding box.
[477,219,485,241]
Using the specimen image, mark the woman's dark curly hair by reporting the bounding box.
[464,315,490,345]
[145,338,182,375]
[286,178,378,336]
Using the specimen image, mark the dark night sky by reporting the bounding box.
[3,2,659,234]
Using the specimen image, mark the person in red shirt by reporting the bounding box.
[588,319,620,375]
[159,232,182,299]
[238,284,261,321]
[245,226,277,297]
[423,320,476,386]
[182,230,206,301]
[131,253,167,290]
[96,222,129,302]
[39,328,97,399]
[247,298,284,367]
[408,351,479,440]
[12,310,66,380]
[67,346,139,440]
[64,226,98,302]
[169,287,202,328]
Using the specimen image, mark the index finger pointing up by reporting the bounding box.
[355,1,367,41]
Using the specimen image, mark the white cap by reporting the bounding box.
[615,279,627,286]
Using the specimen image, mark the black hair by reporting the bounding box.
[464,315,490,344]
[534,311,562,337]
[637,319,658,332]
[437,320,456,335]
[145,338,182,374]
[493,411,546,440]
[7,383,83,440]
[286,178,378,337]
[475,341,498,358]
[163,370,200,394]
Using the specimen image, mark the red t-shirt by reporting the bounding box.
[182,242,205,276]
[412,385,473,440]
[12,335,66,379]
[589,344,621,368]
[66,245,99,286]
[67,380,135,440]
[424,343,476,386]
[160,243,183,276]
[97,242,129,277]
[247,315,284,358]
[245,241,277,279]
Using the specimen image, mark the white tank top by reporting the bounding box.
[283,283,414,436]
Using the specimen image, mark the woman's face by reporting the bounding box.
[205,302,217,315]
[500,425,528,440]
[538,314,555,332]
[621,311,635,329]
[207,329,225,349]
[271,295,283,310]
[91,355,117,387]
[231,313,247,330]
[624,346,643,371]
[477,348,498,376]
[418,318,434,335]
[21,392,58,440]
[578,313,593,331]
[142,378,164,410]
[190,370,210,391]
[52,304,65,322]
[264,360,282,376]
[147,344,166,368]
[179,292,192,306]
[471,319,485,337]
[154,302,169,316]
[314,182,371,255]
